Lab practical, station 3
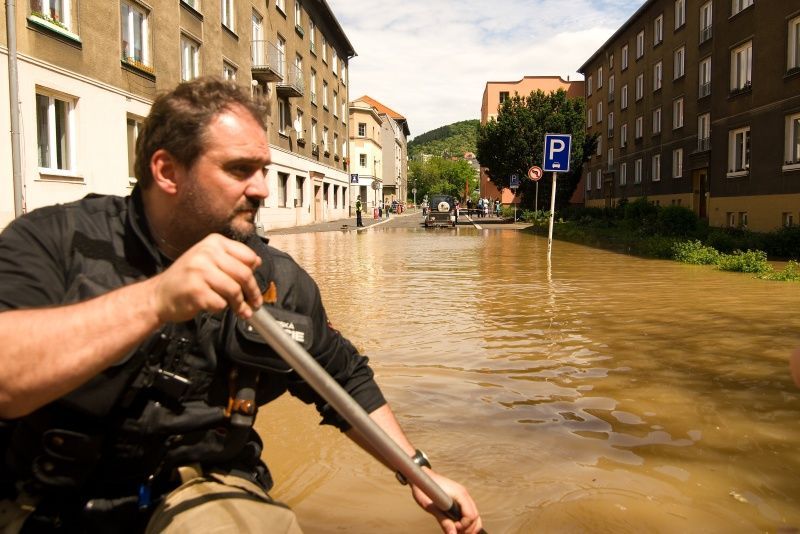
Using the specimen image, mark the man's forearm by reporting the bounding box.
[346,403,417,470]
[0,277,162,418]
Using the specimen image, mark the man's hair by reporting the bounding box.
[134,77,268,188]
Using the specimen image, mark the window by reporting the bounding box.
[121,1,150,67]
[277,172,288,207]
[636,73,644,100]
[333,91,338,117]
[499,91,510,103]
[295,108,304,139]
[788,15,800,72]
[784,212,795,227]
[728,126,751,173]
[597,137,602,156]
[596,169,602,190]
[653,107,662,134]
[672,148,683,177]
[587,108,593,127]
[221,0,235,32]
[654,15,663,46]
[311,118,317,143]
[322,80,328,108]
[276,36,286,77]
[635,116,644,139]
[673,97,684,129]
[341,101,346,123]
[674,47,685,79]
[675,0,685,29]
[310,69,317,104]
[587,76,593,96]
[322,34,328,63]
[636,30,645,58]
[323,126,329,153]
[251,10,263,64]
[621,84,628,109]
[223,61,236,80]
[609,54,614,69]
[278,99,288,135]
[635,158,643,183]
[182,0,200,10]
[608,75,615,99]
[621,123,628,148]
[653,61,663,91]
[597,66,603,88]
[652,154,661,181]
[622,44,629,70]
[359,153,367,167]
[333,133,339,155]
[294,0,301,29]
[309,19,316,53]
[607,148,613,169]
[126,116,142,182]
[32,0,73,31]
[700,2,713,43]
[731,41,752,91]
[295,176,305,206]
[586,172,591,191]
[332,50,338,76]
[699,57,711,97]
[358,122,366,137]
[276,0,285,13]
[597,101,602,122]
[698,113,711,151]
[608,112,614,134]
[786,112,800,164]
[180,34,200,81]
[731,0,753,17]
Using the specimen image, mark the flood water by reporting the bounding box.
[257,225,800,533]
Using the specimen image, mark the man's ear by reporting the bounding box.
[150,149,181,195]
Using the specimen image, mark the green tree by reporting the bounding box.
[408,120,480,160]
[408,157,478,201]
[476,89,594,210]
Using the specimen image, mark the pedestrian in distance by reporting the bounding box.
[0,77,482,534]
[378,200,383,219]
[356,195,364,227]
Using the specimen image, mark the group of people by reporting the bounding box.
[0,78,482,533]
[468,198,501,218]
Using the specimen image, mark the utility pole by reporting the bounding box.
[6,0,24,217]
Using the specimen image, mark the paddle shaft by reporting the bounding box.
[247,307,465,521]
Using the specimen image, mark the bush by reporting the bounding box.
[762,226,800,260]
[522,210,550,225]
[717,250,771,273]
[636,236,677,258]
[759,261,800,282]
[623,197,659,224]
[672,240,721,265]
[656,206,699,237]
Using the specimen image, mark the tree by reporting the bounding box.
[476,89,594,210]
[408,157,478,201]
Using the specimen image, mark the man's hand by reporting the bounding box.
[410,470,483,534]
[150,234,263,322]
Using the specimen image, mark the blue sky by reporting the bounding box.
[327,0,647,138]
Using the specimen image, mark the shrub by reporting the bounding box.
[672,240,721,265]
[762,226,800,260]
[759,261,800,282]
[717,250,771,273]
[623,197,659,224]
[656,206,699,237]
[636,236,677,258]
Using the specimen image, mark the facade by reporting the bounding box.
[348,99,383,212]
[479,76,584,205]
[0,0,354,232]
[580,0,800,232]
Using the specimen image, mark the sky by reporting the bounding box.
[327,0,647,139]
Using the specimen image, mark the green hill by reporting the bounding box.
[408,120,479,159]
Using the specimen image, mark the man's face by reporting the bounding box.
[173,105,271,244]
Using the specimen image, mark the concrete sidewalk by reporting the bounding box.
[266,208,421,235]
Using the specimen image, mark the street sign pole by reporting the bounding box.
[547,172,557,258]
[542,134,572,264]
[535,182,539,212]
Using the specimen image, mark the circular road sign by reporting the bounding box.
[528,166,544,182]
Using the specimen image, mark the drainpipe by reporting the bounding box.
[6,0,24,217]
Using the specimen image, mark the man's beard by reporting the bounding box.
[221,196,261,242]
[172,186,261,248]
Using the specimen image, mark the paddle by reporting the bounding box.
[247,307,484,530]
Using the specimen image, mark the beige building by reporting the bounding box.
[348,98,384,212]
[479,76,584,206]
[0,0,354,232]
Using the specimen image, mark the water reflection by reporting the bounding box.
[260,226,800,533]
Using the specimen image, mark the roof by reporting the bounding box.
[578,0,657,73]
[355,95,411,136]
[312,0,356,58]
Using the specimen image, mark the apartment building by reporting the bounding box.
[0,0,354,232]
[353,95,410,205]
[580,0,800,232]
[348,98,383,211]
[479,76,584,206]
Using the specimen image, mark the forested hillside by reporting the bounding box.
[408,120,479,159]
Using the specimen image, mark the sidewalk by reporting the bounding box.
[266,208,420,235]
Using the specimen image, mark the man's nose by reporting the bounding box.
[247,167,269,200]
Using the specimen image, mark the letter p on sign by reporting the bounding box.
[543,134,572,173]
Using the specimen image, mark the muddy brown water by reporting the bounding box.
[256,225,800,533]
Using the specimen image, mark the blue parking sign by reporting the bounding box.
[350,173,359,184]
[543,134,572,173]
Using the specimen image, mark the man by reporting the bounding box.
[355,196,364,227]
[0,78,481,533]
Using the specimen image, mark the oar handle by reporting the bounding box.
[247,308,465,520]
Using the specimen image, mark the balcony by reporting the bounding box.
[698,82,711,98]
[699,25,712,44]
[697,137,710,152]
[251,40,283,82]
[277,63,304,98]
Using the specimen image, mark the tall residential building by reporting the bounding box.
[0,0,354,232]
[479,76,584,206]
[579,0,800,232]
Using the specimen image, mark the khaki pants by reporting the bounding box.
[146,471,303,534]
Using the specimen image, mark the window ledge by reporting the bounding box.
[276,5,287,17]
[180,1,203,20]
[278,131,289,139]
[785,67,800,80]
[782,163,800,172]
[295,25,304,38]
[222,24,238,40]
[27,15,81,46]
[729,84,752,97]
[37,169,84,183]
[729,5,754,20]
[726,170,749,178]
[121,59,156,81]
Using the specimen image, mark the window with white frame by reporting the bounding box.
[786,112,800,164]
[276,36,286,77]
[596,169,602,190]
[333,91,338,117]
[598,66,603,88]
[731,41,752,91]
[597,101,602,122]
[636,73,644,100]
[32,0,73,31]
[674,0,685,29]
[654,15,663,45]
[587,75,593,96]
[728,126,750,172]
[180,34,200,81]
[221,0,235,32]
[333,132,339,155]
[636,30,645,58]
[310,69,317,104]
[341,101,346,123]
[278,99,288,135]
[673,97,684,129]
[609,75,615,97]
[609,54,614,69]
[295,176,304,206]
[788,15,800,72]
[653,61,663,91]
[608,112,614,134]
[121,1,150,66]
[182,0,200,10]
[653,107,662,134]
[358,122,366,137]
[295,108,304,139]
[635,158,643,183]
[277,172,288,207]
[332,50,338,76]
[698,113,711,151]
[276,0,285,13]
[652,154,661,181]
[620,162,627,185]
[311,118,317,145]
[294,0,301,29]
[621,123,628,147]
[126,116,142,182]
[36,91,75,173]
[322,80,328,108]
[621,85,628,109]
[322,126,329,152]
[635,116,643,138]
[223,61,236,80]
[731,0,753,16]
[597,137,602,156]
[322,34,328,63]
[251,10,263,64]
[587,108,593,127]
[672,148,683,177]
[607,148,613,169]
[586,172,591,191]
[700,1,712,42]
[359,153,366,167]
[622,44,629,70]
[309,19,316,53]
[699,57,711,97]
[674,47,685,79]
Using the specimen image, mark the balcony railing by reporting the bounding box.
[251,40,284,82]
[277,63,304,98]
[699,82,711,98]
[699,25,712,44]
[697,137,710,152]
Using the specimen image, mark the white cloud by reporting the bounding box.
[328,0,646,138]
